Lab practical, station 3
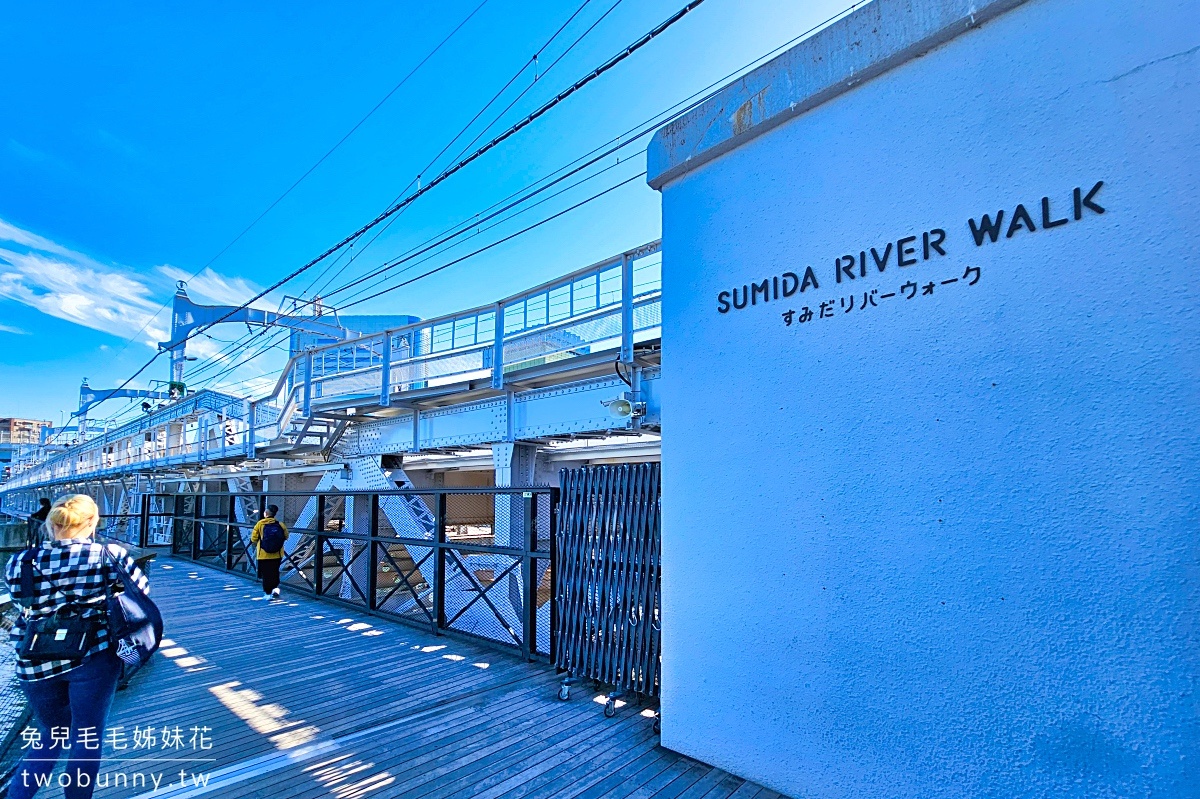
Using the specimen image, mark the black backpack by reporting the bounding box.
[260,520,285,554]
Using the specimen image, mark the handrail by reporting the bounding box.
[2,241,663,489]
[289,239,661,369]
[166,485,559,658]
[309,339,490,385]
[501,288,661,349]
[4,389,253,489]
[250,239,661,411]
[263,353,305,405]
[135,487,553,497]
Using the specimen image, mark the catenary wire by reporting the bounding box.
[299,0,603,304]
[82,0,870,427]
[337,172,645,313]
[157,0,706,349]
[193,160,643,391]
[173,0,873,394]
[100,2,490,370]
[191,0,608,388]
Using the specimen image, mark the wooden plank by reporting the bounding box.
[698,771,751,799]
[220,691,553,799]
[726,782,765,799]
[634,759,714,799]
[505,714,663,798]
[673,766,741,799]
[45,557,788,799]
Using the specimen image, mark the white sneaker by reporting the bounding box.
[271,588,281,598]
[262,593,272,600]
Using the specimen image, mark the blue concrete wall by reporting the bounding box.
[650,0,1199,796]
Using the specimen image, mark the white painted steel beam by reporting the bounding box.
[338,368,660,457]
[0,240,663,499]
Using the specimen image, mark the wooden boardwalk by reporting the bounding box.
[63,557,787,799]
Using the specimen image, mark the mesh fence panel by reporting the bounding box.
[445,494,495,545]
[535,494,552,551]
[165,488,555,657]
[535,556,552,656]
[146,495,174,546]
[375,541,436,627]
[98,515,139,546]
[444,549,523,648]
[319,536,371,606]
[279,533,318,590]
[633,297,662,333]
[171,517,194,557]
[229,522,256,575]
[377,494,437,539]
[272,495,312,535]
[389,348,491,393]
[194,520,227,569]
[313,369,380,401]
[502,309,620,371]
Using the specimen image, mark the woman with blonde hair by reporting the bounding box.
[3,494,150,799]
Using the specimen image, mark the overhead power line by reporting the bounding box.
[92,0,492,385]
[190,0,609,389]
[160,0,706,350]
[196,0,493,276]
[196,156,644,391]
[241,0,878,343]
[337,171,645,313]
[92,0,878,418]
[326,154,644,308]
[433,0,627,188]
[299,0,612,305]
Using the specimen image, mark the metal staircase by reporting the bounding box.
[254,393,349,458]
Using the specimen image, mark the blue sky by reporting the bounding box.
[0,0,849,427]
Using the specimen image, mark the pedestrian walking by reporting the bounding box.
[25,499,50,547]
[3,494,151,799]
[250,505,288,600]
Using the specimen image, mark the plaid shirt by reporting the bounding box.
[3,540,150,681]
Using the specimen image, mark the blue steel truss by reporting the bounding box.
[0,241,662,498]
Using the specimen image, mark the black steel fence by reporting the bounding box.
[88,498,174,550]
[158,488,556,660]
[555,463,662,702]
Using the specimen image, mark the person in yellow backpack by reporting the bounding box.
[250,505,288,600]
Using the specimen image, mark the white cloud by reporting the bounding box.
[0,218,264,348]
[0,245,170,344]
[0,217,295,402]
[155,264,267,309]
[0,323,28,335]
[0,218,79,260]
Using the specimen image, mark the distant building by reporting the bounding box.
[0,418,51,482]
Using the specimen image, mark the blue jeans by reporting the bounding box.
[7,649,122,799]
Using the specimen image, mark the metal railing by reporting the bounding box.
[2,391,256,490]
[247,241,662,442]
[0,243,663,491]
[162,488,557,660]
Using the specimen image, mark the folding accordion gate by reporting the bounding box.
[554,463,662,720]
